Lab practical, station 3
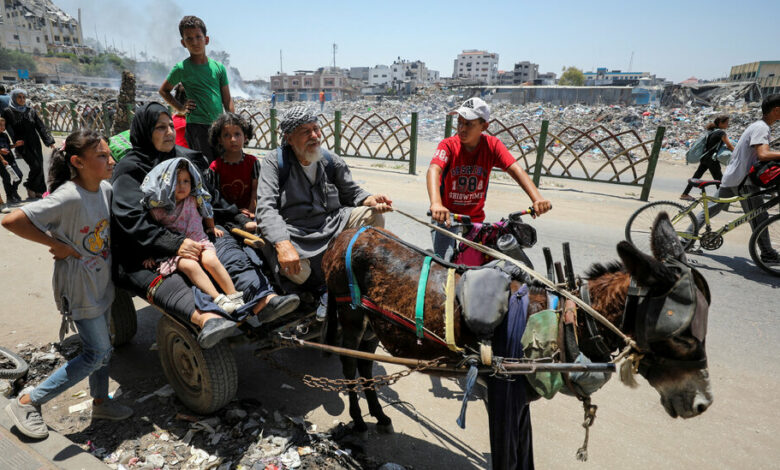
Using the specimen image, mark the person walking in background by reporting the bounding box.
[271,92,276,109]
[2,89,55,200]
[680,115,734,201]
[319,90,325,112]
[688,95,780,263]
[159,15,233,162]
[0,116,23,210]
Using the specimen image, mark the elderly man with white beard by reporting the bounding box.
[257,106,392,293]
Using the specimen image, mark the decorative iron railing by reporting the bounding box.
[445,115,664,201]
[34,101,664,200]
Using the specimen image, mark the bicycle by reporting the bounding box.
[625,178,780,276]
[428,208,537,268]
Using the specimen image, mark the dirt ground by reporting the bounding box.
[1,155,779,469]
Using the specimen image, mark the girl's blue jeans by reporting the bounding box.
[29,313,112,405]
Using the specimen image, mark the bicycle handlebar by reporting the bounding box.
[426,207,535,225]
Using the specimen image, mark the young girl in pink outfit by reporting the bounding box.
[141,157,243,313]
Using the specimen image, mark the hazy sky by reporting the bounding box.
[57,0,777,83]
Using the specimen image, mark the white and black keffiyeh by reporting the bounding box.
[280,106,318,136]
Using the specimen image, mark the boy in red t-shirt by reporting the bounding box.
[426,97,551,260]
[208,113,258,217]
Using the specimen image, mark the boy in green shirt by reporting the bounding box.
[159,15,234,162]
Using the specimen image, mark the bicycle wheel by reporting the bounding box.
[625,201,698,254]
[748,214,780,276]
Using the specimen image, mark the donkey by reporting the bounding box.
[321,213,712,467]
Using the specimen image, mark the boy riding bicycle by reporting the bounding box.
[426,97,551,260]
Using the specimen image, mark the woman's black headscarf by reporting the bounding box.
[129,102,174,161]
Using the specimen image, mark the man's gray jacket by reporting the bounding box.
[256,145,370,258]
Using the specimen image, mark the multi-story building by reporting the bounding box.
[513,61,538,84]
[584,67,657,86]
[270,67,359,102]
[390,58,438,85]
[729,61,780,96]
[452,49,499,84]
[497,70,514,86]
[368,65,392,86]
[0,0,88,55]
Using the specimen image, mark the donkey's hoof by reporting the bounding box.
[376,423,395,434]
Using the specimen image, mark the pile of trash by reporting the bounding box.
[10,80,769,161]
[3,342,409,470]
[236,94,763,160]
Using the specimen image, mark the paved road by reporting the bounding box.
[1,154,778,469]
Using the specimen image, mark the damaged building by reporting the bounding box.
[728,61,780,97]
[0,0,88,55]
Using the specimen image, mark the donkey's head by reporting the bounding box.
[618,213,713,418]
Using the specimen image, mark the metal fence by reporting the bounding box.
[238,108,419,174]
[445,115,664,201]
[36,101,663,200]
[36,101,119,135]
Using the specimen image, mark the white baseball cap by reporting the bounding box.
[451,97,490,122]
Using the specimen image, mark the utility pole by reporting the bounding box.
[628,51,634,72]
[332,43,337,69]
[279,49,283,74]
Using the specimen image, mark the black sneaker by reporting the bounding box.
[197,317,238,349]
[258,294,300,324]
[760,251,780,266]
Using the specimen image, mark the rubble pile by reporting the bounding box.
[8,81,768,160]
[236,94,763,160]
[5,342,409,470]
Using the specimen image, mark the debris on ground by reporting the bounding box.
[6,342,407,469]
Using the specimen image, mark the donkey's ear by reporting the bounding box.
[650,212,687,262]
[617,241,676,288]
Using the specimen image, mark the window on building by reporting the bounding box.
[12,34,19,40]
[54,35,60,41]
[36,37,39,42]
[292,80,299,86]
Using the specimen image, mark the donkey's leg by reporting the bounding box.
[341,355,369,437]
[357,335,394,434]
[339,310,369,437]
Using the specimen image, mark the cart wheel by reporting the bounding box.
[110,289,137,347]
[156,315,237,414]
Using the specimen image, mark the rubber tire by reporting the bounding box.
[0,346,28,380]
[748,214,780,277]
[625,200,698,253]
[110,289,138,347]
[156,315,237,414]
